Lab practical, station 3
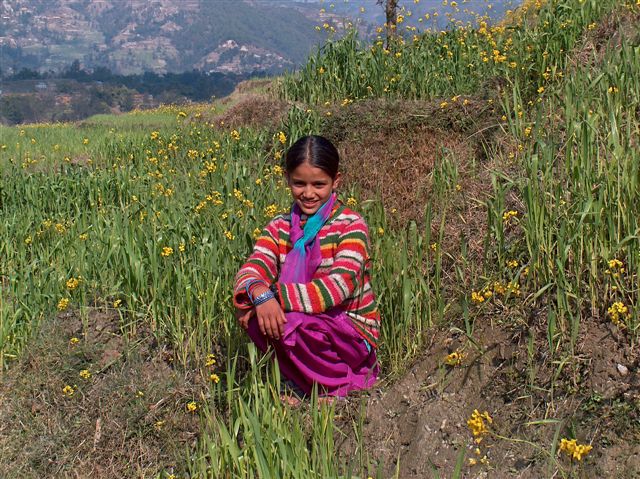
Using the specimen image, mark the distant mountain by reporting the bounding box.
[0,0,519,77]
[0,0,327,75]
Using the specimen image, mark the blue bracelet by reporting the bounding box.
[253,289,275,306]
[244,279,266,302]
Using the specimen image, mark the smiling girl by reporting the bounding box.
[233,135,380,399]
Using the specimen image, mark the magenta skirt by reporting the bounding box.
[247,309,379,397]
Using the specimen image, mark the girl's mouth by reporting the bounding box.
[301,200,318,208]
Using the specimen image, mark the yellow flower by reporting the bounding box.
[205,354,216,367]
[83,138,89,145]
[471,291,485,304]
[79,369,91,379]
[224,231,235,241]
[346,197,358,207]
[161,246,174,257]
[113,299,122,308]
[66,277,81,290]
[187,401,198,413]
[377,227,385,236]
[608,302,630,327]
[253,227,262,239]
[79,233,88,241]
[230,129,241,141]
[264,204,279,218]
[559,438,592,461]
[467,409,492,436]
[57,297,70,311]
[278,131,287,144]
[444,350,465,366]
[210,373,220,383]
[507,259,519,268]
[62,385,75,397]
[69,337,80,345]
[502,210,518,223]
[25,235,32,245]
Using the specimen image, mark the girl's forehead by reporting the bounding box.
[288,162,334,180]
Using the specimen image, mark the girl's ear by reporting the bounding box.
[332,172,342,190]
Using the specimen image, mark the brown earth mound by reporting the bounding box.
[209,93,289,131]
[336,318,640,478]
[0,308,200,478]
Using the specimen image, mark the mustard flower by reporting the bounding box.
[608,302,630,327]
[161,246,174,257]
[467,409,492,437]
[62,385,75,397]
[186,401,198,413]
[444,350,465,366]
[57,297,70,311]
[264,204,278,218]
[205,354,216,367]
[79,369,91,379]
[471,291,485,304]
[66,277,81,290]
[559,438,592,461]
[502,210,518,223]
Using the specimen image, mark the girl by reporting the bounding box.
[233,135,380,399]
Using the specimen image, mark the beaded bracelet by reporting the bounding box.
[253,289,276,306]
[244,279,267,302]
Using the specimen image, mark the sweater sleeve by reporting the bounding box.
[233,219,281,310]
[275,217,369,313]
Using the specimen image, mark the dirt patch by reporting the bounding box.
[209,93,289,131]
[0,308,203,478]
[337,318,640,478]
[321,97,501,262]
[570,8,640,70]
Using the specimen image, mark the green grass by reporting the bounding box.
[2,0,639,476]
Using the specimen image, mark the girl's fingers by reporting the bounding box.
[257,315,266,336]
[277,311,286,337]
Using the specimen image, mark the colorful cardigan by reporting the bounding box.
[233,202,381,347]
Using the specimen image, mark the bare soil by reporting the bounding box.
[0,308,201,478]
[336,318,640,478]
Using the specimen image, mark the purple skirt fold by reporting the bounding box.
[247,309,379,397]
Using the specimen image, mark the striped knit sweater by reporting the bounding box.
[233,202,381,347]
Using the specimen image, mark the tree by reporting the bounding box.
[377,0,398,47]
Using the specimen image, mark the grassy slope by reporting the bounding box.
[1,1,640,478]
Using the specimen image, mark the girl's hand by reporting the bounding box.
[235,307,254,330]
[253,285,287,340]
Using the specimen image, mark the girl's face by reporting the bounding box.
[287,161,341,215]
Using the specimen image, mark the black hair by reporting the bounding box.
[284,135,340,179]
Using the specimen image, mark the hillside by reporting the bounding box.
[0,0,519,76]
[0,0,324,75]
[1,0,640,478]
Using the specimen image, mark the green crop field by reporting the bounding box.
[1,0,639,477]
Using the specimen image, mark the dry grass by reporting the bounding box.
[0,308,203,478]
